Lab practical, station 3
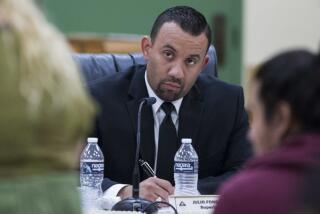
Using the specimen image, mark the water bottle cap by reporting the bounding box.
[87,137,98,143]
[181,138,192,143]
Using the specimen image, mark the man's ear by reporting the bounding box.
[202,55,209,68]
[141,36,152,60]
[272,102,292,139]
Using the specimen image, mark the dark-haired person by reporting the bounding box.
[89,6,251,202]
[214,50,320,214]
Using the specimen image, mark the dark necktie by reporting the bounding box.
[157,102,179,184]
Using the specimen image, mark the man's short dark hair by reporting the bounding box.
[254,49,320,132]
[150,6,212,51]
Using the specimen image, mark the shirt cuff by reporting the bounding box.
[100,184,128,210]
[103,184,128,198]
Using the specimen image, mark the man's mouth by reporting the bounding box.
[162,82,181,91]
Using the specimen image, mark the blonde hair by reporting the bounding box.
[0,0,95,174]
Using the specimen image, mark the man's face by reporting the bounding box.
[142,22,209,101]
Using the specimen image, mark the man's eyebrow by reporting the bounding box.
[162,45,201,60]
[162,44,176,52]
[189,54,201,59]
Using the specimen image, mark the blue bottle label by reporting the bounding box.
[80,162,104,174]
[174,161,195,173]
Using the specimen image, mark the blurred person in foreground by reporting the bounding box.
[214,49,320,214]
[0,0,95,213]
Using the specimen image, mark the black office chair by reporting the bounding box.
[73,45,218,83]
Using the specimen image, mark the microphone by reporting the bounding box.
[142,97,156,106]
[112,97,157,213]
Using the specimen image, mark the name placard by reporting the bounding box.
[168,195,219,214]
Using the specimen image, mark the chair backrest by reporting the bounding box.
[73,45,218,83]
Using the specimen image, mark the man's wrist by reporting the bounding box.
[103,184,128,199]
[117,185,132,199]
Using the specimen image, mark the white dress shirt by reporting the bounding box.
[144,71,183,172]
[103,70,183,198]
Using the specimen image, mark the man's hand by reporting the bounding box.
[117,177,174,202]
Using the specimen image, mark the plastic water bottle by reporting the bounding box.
[80,137,104,210]
[174,138,200,195]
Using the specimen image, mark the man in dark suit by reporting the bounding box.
[89,6,251,202]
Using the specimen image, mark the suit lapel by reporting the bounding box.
[125,67,204,169]
[126,66,155,168]
[178,83,204,149]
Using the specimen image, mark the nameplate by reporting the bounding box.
[168,195,219,214]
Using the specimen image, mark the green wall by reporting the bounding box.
[42,0,242,85]
[208,0,243,84]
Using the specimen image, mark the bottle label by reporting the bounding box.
[80,162,104,174]
[174,161,196,173]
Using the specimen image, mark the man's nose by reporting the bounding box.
[168,62,184,79]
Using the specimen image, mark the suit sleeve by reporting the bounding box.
[89,115,128,192]
[85,84,122,192]
[198,87,252,194]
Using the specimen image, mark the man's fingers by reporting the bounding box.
[152,177,174,195]
[139,177,174,201]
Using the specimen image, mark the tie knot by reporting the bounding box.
[161,102,175,115]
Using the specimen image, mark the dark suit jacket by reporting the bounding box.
[88,65,251,194]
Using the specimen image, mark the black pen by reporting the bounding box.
[138,159,156,177]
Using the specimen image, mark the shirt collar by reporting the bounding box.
[144,70,183,113]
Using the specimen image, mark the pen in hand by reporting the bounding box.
[138,159,156,177]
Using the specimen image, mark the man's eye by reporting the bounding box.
[163,51,174,59]
[186,58,197,65]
